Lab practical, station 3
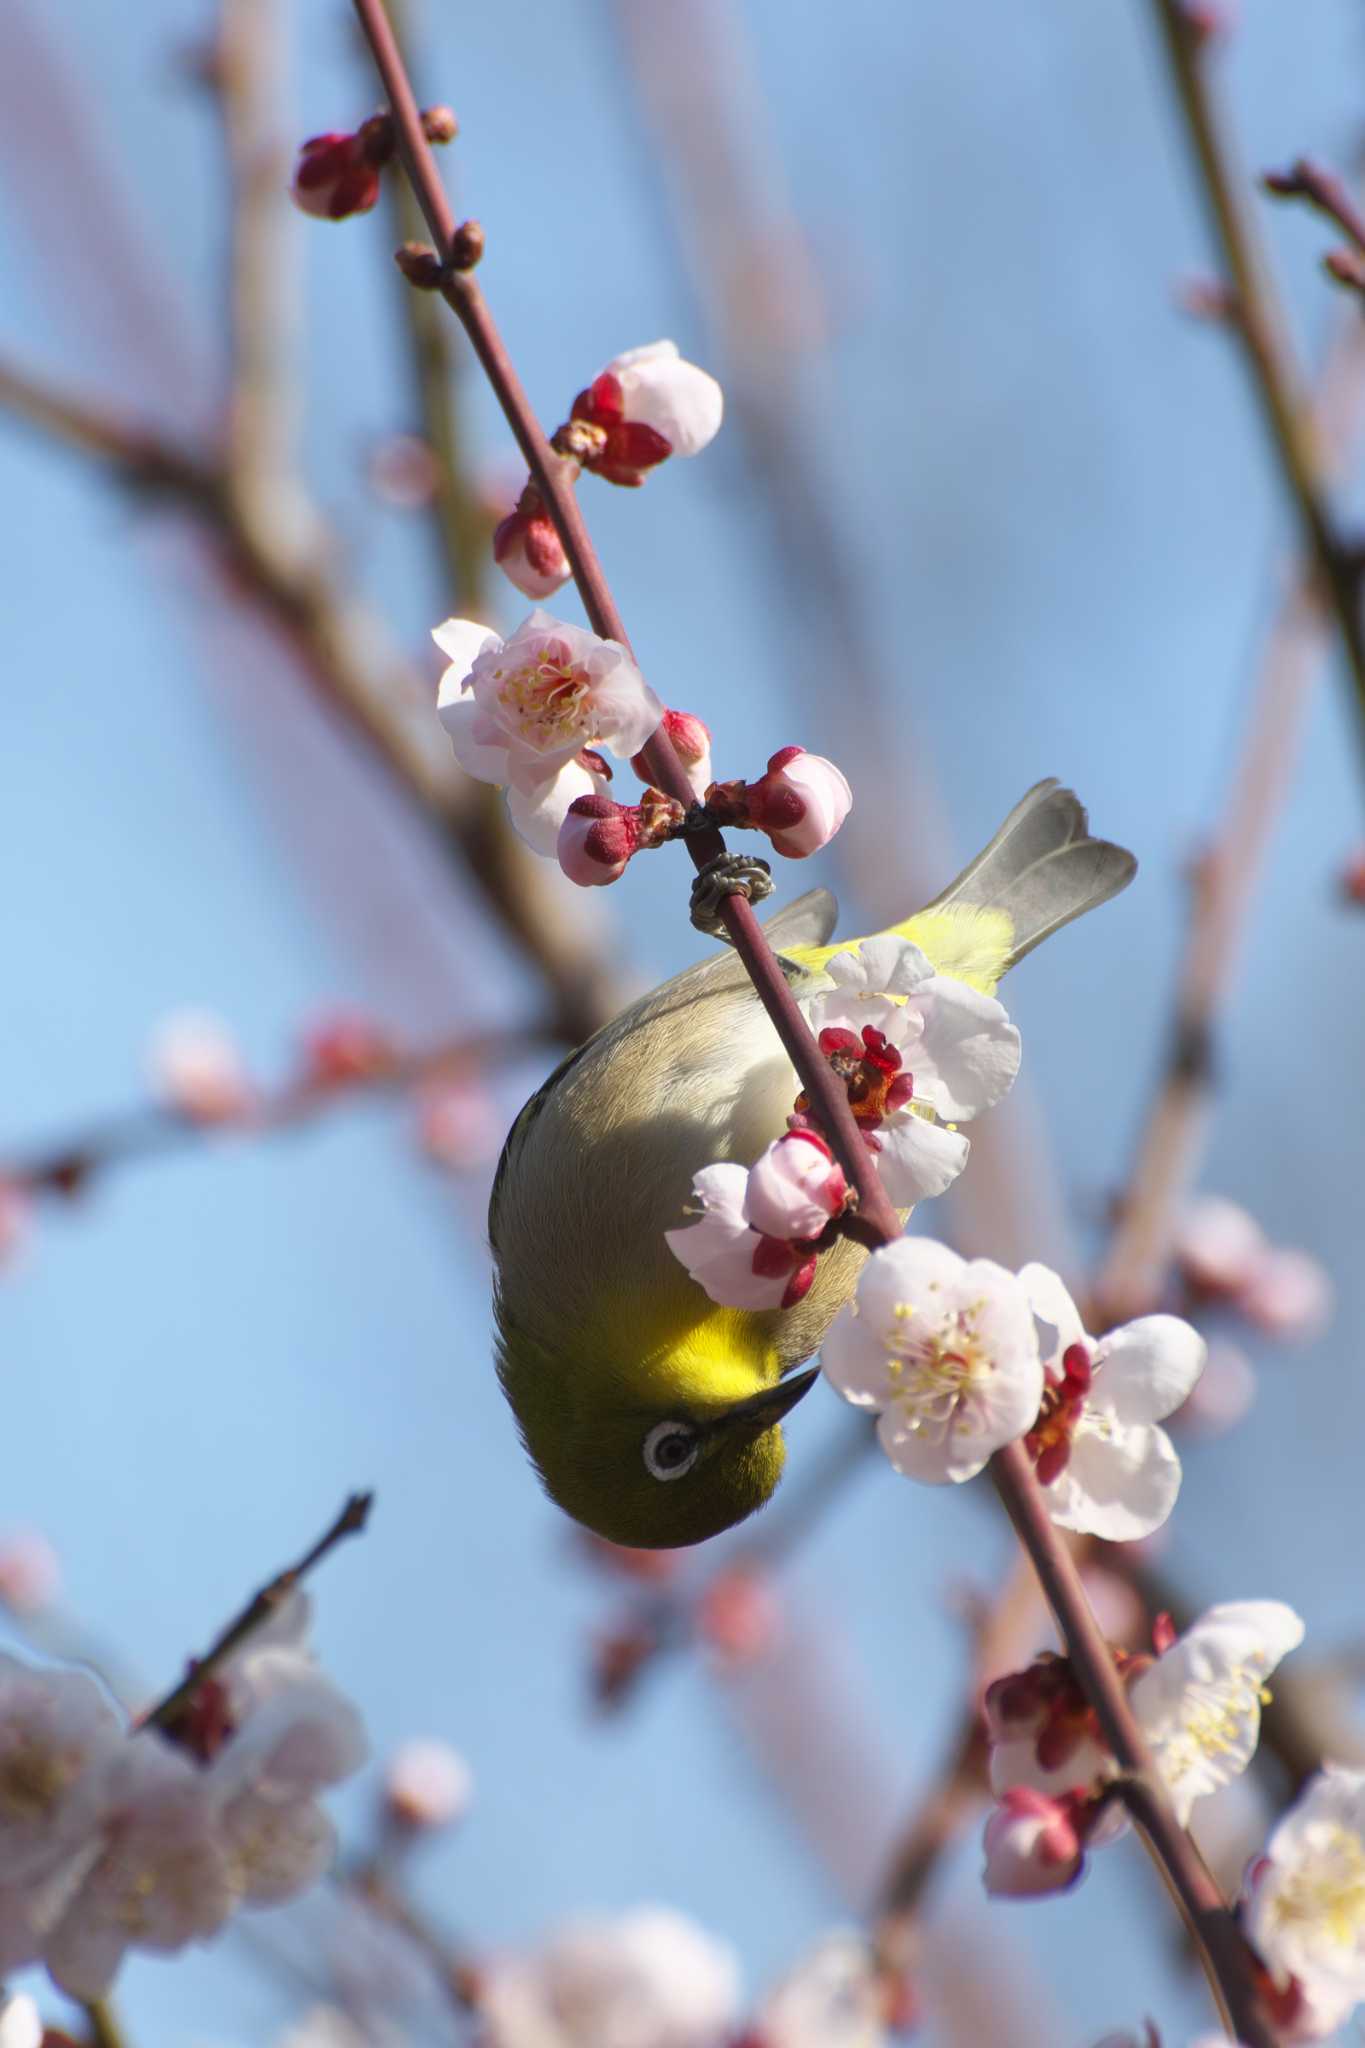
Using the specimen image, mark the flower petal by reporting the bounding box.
[431,617,500,670]
[1043,1420,1182,1541]
[1018,1262,1087,1361]
[438,691,511,785]
[508,758,609,855]
[873,1114,968,1206]
[1093,1316,1207,1424]
[906,976,1021,1120]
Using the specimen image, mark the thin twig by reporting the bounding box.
[350,10,1278,2037]
[1263,157,1365,264]
[2,1026,530,1203]
[139,1492,373,1732]
[1150,0,1365,766]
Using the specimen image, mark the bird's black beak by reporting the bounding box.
[721,1365,820,1440]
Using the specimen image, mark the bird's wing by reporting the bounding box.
[488,887,839,1250]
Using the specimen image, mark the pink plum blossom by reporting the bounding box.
[434,612,655,854]
[820,1237,1043,1483]
[1240,1246,1333,1344]
[742,1131,847,1241]
[746,747,852,858]
[1019,1263,1206,1541]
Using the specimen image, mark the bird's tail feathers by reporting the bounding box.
[889,779,1136,989]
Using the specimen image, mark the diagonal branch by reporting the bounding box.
[139,1492,373,1733]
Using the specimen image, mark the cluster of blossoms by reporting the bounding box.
[981,1602,1302,1898]
[668,935,1020,1309]
[475,1908,899,2048]
[0,1595,365,1997]
[432,609,851,876]
[980,1607,1365,2041]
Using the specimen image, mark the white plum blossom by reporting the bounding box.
[743,1130,847,1241]
[981,1787,1084,1897]
[0,1654,123,1882]
[433,612,659,854]
[1127,1601,1305,1826]
[148,1011,254,1124]
[820,1237,1043,1483]
[0,1997,41,2048]
[1246,1766,1365,2018]
[42,1744,234,1998]
[753,1931,886,2048]
[798,936,1020,1209]
[385,1738,473,1831]
[746,748,853,859]
[1019,1263,1207,1541]
[664,1164,815,1311]
[480,1905,741,2048]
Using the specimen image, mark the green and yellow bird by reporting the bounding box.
[490,780,1135,1548]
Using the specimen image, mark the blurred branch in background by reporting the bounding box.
[0,1016,522,1216]
[1150,0,1365,775]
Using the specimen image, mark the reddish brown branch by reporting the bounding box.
[140,1493,373,1733]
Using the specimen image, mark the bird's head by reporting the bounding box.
[495,1305,821,1548]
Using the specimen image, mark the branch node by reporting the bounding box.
[688,853,775,939]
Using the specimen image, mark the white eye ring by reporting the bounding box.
[642,1420,700,1482]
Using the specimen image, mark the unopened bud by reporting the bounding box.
[421,105,459,146]
[448,219,485,271]
[493,502,571,599]
[292,132,383,221]
[1182,0,1235,45]
[696,1565,780,1666]
[982,1787,1085,1897]
[632,708,712,796]
[1340,847,1365,904]
[558,795,640,886]
[745,746,852,858]
[743,1130,846,1241]
[0,1529,60,1615]
[300,1012,396,1089]
[395,241,445,289]
[356,113,396,165]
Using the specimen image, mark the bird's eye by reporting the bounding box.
[642,1420,700,1482]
